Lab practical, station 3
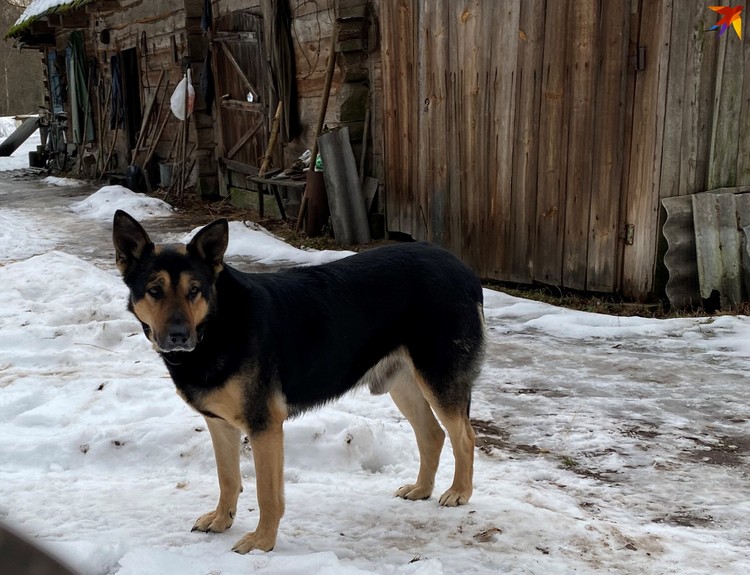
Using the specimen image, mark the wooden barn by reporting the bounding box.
[7,1,750,304]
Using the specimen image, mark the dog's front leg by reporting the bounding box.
[231,419,285,553]
[192,416,242,533]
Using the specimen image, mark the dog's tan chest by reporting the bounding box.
[183,377,246,429]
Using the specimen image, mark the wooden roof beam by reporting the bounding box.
[87,0,120,12]
[57,12,89,29]
[29,19,54,35]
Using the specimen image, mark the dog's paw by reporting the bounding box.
[438,488,471,507]
[394,483,433,501]
[232,530,276,554]
[192,509,235,533]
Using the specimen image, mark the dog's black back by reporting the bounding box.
[164,242,484,429]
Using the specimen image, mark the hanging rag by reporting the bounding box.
[66,31,95,143]
[201,0,212,33]
[201,49,215,115]
[47,51,66,115]
[88,57,99,89]
[110,54,125,129]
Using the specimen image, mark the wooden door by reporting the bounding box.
[381,0,633,293]
[213,11,268,186]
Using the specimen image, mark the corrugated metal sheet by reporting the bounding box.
[662,187,750,309]
[662,196,700,308]
[318,127,370,245]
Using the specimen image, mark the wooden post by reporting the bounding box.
[296,24,338,234]
[181,69,190,198]
[358,97,370,187]
[259,101,283,177]
[131,69,165,166]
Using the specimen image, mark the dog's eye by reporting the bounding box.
[147,286,163,299]
[187,285,201,300]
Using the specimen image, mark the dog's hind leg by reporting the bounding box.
[415,376,476,507]
[389,374,446,501]
[192,417,242,533]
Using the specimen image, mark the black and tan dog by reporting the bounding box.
[112,210,485,553]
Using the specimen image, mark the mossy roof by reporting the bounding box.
[6,0,95,40]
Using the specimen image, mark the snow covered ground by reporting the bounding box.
[0,173,749,574]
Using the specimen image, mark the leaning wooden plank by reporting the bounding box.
[318,127,370,245]
[0,117,40,157]
[296,22,337,234]
[259,101,283,176]
[131,69,165,166]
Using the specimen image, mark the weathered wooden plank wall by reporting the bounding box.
[588,0,628,293]
[563,0,597,291]
[510,0,543,284]
[534,0,568,287]
[380,0,749,298]
[632,2,747,297]
[620,0,670,296]
[381,0,634,290]
[381,0,418,236]
[417,0,449,248]
[485,1,519,280]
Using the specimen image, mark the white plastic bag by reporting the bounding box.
[170,69,195,121]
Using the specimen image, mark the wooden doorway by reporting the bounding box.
[212,11,268,190]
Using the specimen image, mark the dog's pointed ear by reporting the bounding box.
[188,219,229,273]
[113,210,153,275]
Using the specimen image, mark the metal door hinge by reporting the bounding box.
[631,46,646,71]
[625,224,635,245]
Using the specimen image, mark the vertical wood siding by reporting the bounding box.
[379,0,749,297]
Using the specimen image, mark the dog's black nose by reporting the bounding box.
[157,313,195,353]
[168,325,190,346]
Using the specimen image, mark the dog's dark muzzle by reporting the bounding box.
[156,315,197,353]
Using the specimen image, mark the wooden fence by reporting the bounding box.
[379,0,750,297]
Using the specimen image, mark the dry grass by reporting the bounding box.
[487,281,750,319]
